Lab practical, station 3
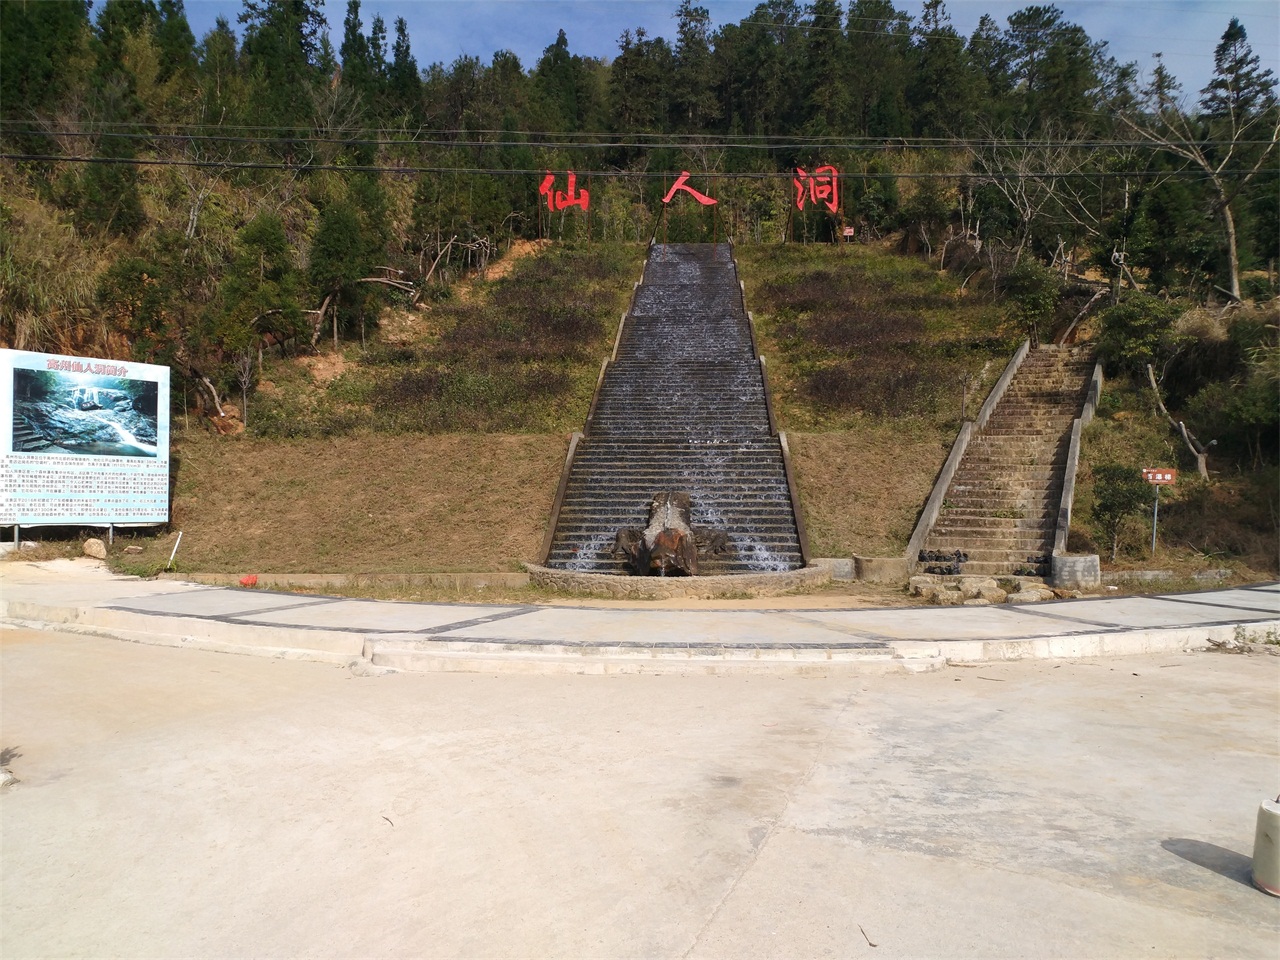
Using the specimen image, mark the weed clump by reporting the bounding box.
[742,244,1012,424]
[250,243,640,437]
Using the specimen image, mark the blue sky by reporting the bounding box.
[180,0,1279,100]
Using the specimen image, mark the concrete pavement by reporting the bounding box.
[1,624,1276,958]
[1,559,1277,675]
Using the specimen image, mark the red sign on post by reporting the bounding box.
[1142,468,1178,485]
[794,165,839,213]
[539,170,589,212]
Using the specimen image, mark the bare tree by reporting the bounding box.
[1120,32,1278,300]
[1146,363,1211,480]
[234,347,256,426]
[966,123,1137,264]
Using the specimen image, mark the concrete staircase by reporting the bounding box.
[10,416,50,452]
[543,243,806,575]
[919,345,1095,578]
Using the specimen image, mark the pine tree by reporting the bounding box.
[907,0,975,136]
[1003,5,1103,129]
[339,0,372,94]
[799,0,850,136]
[155,0,196,82]
[239,0,327,131]
[388,16,421,119]
[845,0,910,137]
[672,1,718,131]
[611,28,674,135]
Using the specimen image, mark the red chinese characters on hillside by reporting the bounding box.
[539,170,589,212]
[662,171,717,206]
[793,165,839,213]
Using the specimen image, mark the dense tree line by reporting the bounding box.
[0,0,1275,432]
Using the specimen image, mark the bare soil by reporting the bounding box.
[150,430,570,574]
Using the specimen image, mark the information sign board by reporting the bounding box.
[0,349,170,526]
[1142,468,1178,485]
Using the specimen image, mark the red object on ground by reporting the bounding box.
[239,574,259,588]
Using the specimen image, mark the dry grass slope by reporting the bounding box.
[124,431,569,574]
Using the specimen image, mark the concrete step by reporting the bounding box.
[365,635,940,677]
[547,243,803,575]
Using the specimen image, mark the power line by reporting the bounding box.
[5,127,1276,151]
[0,151,1238,182]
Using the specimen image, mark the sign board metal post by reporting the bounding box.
[1142,468,1178,556]
[1152,485,1160,555]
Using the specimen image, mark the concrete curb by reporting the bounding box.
[5,593,1276,677]
[525,563,831,599]
[158,571,531,590]
[1,600,365,664]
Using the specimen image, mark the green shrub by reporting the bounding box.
[1092,463,1153,561]
[1097,293,1182,376]
[1000,259,1061,346]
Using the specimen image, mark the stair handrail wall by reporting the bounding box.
[778,431,812,565]
[905,422,973,569]
[543,251,650,564]
[976,338,1031,431]
[1052,361,1104,556]
[904,338,1031,571]
[735,252,809,567]
[540,431,584,564]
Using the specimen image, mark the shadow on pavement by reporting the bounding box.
[1162,837,1255,889]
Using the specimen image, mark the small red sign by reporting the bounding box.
[1142,468,1178,485]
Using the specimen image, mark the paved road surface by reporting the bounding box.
[1,627,1276,957]
[1,560,1278,957]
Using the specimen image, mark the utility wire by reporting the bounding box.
[4,127,1275,151]
[0,151,1235,181]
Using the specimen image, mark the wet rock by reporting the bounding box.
[83,538,107,559]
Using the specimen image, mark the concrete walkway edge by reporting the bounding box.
[3,563,1277,675]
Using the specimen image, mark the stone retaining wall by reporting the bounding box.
[525,563,831,599]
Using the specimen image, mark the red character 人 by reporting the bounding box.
[662,171,717,206]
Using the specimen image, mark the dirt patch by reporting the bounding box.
[486,239,550,282]
[452,239,550,304]
[301,352,349,386]
[377,305,431,345]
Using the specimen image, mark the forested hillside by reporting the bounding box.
[0,0,1275,456]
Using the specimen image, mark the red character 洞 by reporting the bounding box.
[794,165,839,213]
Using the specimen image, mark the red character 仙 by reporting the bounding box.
[539,170,589,212]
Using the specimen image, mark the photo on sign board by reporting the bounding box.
[11,368,160,458]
